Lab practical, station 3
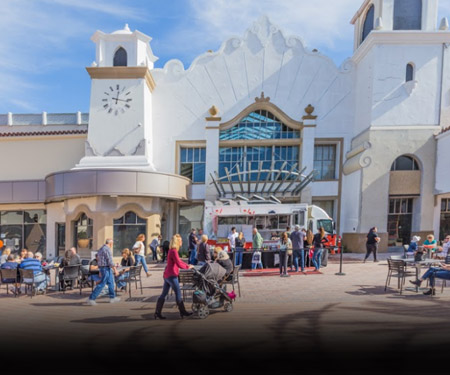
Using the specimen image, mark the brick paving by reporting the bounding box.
[1,251,449,374]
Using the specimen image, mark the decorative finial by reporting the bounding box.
[208,105,219,117]
[302,104,317,120]
[255,92,270,103]
[124,23,130,32]
[91,61,98,67]
[207,50,213,53]
[440,17,449,31]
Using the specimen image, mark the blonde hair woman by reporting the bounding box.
[196,234,210,266]
[0,247,11,265]
[154,234,193,320]
[115,248,135,291]
[132,233,150,277]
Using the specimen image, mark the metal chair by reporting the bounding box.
[222,265,241,297]
[0,268,20,297]
[385,259,415,294]
[19,269,48,297]
[118,265,143,298]
[178,269,196,301]
[60,265,82,294]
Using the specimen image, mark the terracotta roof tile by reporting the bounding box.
[0,129,87,137]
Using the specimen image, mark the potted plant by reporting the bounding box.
[77,230,90,248]
[395,238,403,246]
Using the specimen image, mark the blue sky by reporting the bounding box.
[1,0,449,114]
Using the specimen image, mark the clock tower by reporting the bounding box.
[75,24,158,170]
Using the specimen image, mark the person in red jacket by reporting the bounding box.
[154,234,194,319]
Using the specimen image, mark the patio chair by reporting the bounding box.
[19,269,47,297]
[385,258,415,295]
[0,268,20,297]
[60,265,82,295]
[221,265,241,297]
[178,269,196,301]
[118,265,143,298]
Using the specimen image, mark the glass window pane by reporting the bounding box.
[1,225,22,254]
[181,148,187,163]
[187,148,193,162]
[24,224,46,255]
[24,210,46,224]
[200,148,206,161]
[180,163,193,179]
[124,211,137,224]
[193,163,206,183]
[136,215,146,224]
[113,224,146,257]
[1,211,23,225]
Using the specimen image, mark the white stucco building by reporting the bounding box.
[1,0,450,258]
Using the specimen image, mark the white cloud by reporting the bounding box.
[0,0,144,112]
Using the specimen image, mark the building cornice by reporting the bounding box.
[352,31,450,63]
[86,67,156,92]
[0,129,87,138]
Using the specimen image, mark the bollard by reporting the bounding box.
[335,247,346,276]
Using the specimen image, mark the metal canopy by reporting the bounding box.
[210,165,315,199]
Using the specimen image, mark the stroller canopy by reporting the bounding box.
[199,262,226,282]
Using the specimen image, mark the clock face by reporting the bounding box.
[101,84,133,115]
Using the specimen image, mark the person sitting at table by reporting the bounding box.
[196,234,211,266]
[214,247,233,277]
[407,235,421,254]
[0,247,11,265]
[410,262,450,295]
[18,248,28,263]
[59,247,82,289]
[435,235,450,260]
[19,251,49,294]
[1,254,21,294]
[34,252,43,263]
[115,248,135,291]
[423,234,437,258]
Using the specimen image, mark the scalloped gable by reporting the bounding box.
[151,15,354,124]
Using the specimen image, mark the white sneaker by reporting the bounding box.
[109,297,121,303]
[86,299,97,306]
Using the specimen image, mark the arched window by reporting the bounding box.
[219,110,300,141]
[394,0,422,30]
[362,4,375,43]
[73,213,93,250]
[391,155,419,171]
[113,47,127,67]
[113,211,146,257]
[218,110,300,182]
[406,63,414,82]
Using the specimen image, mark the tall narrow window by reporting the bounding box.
[406,63,414,82]
[362,5,375,43]
[394,0,422,30]
[314,145,337,180]
[113,47,127,67]
[180,147,206,183]
[113,211,146,257]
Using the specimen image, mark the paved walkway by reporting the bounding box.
[1,250,448,374]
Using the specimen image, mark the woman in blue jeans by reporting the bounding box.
[312,227,327,272]
[154,234,194,319]
[410,262,450,295]
[234,232,245,267]
[132,233,150,277]
[115,248,135,291]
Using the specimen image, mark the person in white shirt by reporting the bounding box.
[227,227,239,265]
[436,235,450,260]
[132,233,151,277]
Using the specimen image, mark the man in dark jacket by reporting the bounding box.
[290,225,306,272]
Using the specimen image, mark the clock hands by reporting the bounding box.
[111,97,132,103]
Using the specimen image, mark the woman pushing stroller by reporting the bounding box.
[154,234,194,320]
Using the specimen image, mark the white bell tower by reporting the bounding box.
[75,24,158,170]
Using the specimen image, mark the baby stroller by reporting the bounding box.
[191,263,235,319]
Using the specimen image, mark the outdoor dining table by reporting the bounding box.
[404,257,443,292]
